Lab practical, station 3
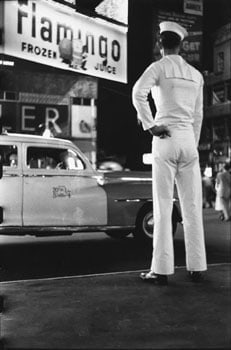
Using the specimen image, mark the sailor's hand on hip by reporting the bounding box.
[148,125,171,138]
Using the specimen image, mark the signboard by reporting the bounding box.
[20,103,69,136]
[183,0,203,16]
[1,0,127,83]
[0,102,69,136]
[154,10,203,69]
[71,104,96,139]
[96,0,128,24]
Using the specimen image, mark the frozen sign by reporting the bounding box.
[2,0,127,83]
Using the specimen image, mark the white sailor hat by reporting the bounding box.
[159,21,188,40]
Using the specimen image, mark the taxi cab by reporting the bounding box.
[0,132,181,243]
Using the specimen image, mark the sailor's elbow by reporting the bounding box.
[132,84,139,98]
[132,85,144,105]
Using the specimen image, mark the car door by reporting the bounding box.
[22,142,107,227]
[0,141,23,226]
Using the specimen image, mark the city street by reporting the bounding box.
[0,208,230,349]
[0,0,230,348]
[0,208,230,282]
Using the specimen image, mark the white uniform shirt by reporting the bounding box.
[132,54,204,145]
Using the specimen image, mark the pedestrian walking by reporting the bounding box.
[215,163,231,221]
[132,21,207,285]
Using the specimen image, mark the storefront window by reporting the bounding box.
[213,84,225,103]
[212,117,231,173]
[213,119,227,141]
[216,51,224,73]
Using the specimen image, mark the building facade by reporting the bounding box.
[200,23,231,174]
[1,0,230,171]
[0,0,127,168]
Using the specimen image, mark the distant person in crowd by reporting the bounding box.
[132,21,207,285]
[215,162,231,221]
[202,171,215,208]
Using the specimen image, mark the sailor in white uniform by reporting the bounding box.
[132,21,207,285]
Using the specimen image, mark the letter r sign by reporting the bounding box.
[45,108,62,133]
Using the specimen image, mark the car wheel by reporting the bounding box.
[105,231,131,239]
[134,204,178,244]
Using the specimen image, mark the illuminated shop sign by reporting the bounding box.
[0,101,69,137]
[1,0,127,83]
[183,0,203,16]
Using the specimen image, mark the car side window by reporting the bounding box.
[26,147,85,171]
[0,145,18,167]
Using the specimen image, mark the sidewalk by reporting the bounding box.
[1,263,231,349]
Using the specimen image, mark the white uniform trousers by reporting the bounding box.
[150,127,207,275]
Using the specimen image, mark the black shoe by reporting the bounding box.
[140,271,168,285]
[219,213,224,221]
[188,271,203,282]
